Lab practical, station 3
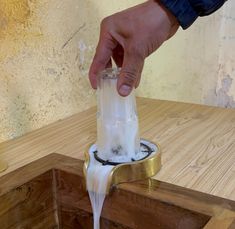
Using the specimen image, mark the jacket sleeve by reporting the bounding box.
[160,0,227,29]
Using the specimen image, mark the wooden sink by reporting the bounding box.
[0,153,234,229]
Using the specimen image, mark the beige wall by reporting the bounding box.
[0,0,234,142]
[138,1,235,108]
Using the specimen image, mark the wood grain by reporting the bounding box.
[56,169,210,229]
[0,171,58,229]
[0,153,234,228]
[0,97,234,202]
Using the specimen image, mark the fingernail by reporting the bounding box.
[119,84,132,96]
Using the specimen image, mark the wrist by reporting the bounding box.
[159,0,198,29]
[154,0,179,27]
[150,0,179,38]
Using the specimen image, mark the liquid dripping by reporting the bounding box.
[86,152,114,229]
[86,142,150,229]
[86,68,142,229]
[87,113,144,229]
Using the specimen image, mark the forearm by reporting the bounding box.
[160,0,227,29]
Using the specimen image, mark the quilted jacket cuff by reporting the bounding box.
[160,0,198,29]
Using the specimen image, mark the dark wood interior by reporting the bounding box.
[0,154,234,229]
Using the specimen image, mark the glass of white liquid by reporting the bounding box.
[96,68,140,163]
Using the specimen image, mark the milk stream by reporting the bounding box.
[86,143,149,229]
[86,112,147,229]
[86,154,114,229]
[86,68,142,229]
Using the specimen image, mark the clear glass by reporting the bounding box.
[96,68,140,162]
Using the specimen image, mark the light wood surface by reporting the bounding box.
[0,97,234,201]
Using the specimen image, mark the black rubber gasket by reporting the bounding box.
[93,142,153,166]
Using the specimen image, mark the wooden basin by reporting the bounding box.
[0,153,234,229]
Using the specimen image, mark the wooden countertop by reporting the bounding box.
[0,98,234,201]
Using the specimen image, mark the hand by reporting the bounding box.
[89,0,179,96]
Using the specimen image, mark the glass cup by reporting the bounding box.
[96,68,140,163]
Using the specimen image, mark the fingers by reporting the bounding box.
[117,48,144,96]
[89,26,116,89]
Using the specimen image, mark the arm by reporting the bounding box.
[160,0,227,29]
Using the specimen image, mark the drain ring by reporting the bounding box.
[93,142,153,166]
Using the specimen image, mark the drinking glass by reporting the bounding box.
[96,68,140,163]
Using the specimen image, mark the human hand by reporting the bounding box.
[89,0,179,96]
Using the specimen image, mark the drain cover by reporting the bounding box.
[93,142,153,166]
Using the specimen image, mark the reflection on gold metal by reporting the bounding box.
[83,141,161,194]
[0,160,8,173]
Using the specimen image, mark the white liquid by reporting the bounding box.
[97,119,140,162]
[88,109,141,229]
[87,68,143,229]
[86,149,114,229]
[96,70,140,163]
[86,140,153,229]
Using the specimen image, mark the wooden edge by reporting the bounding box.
[0,153,234,220]
[203,209,235,229]
[119,178,235,217]
[0,153,83,196]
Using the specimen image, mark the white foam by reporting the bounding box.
[96,68,140,163]
[97,110,140,162]
[86,68,148,229]
[86,140,158,229]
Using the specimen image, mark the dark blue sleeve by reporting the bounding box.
[160,0,227,29]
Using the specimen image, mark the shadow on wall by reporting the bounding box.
[0,0,101,143]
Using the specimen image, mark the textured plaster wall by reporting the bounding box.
[137,0,235,107]
[0,0,99,142]
[0,0,234,143]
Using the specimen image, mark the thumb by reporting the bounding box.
[117,50,144,97]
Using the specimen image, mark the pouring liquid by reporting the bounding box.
[86,68,141,229]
